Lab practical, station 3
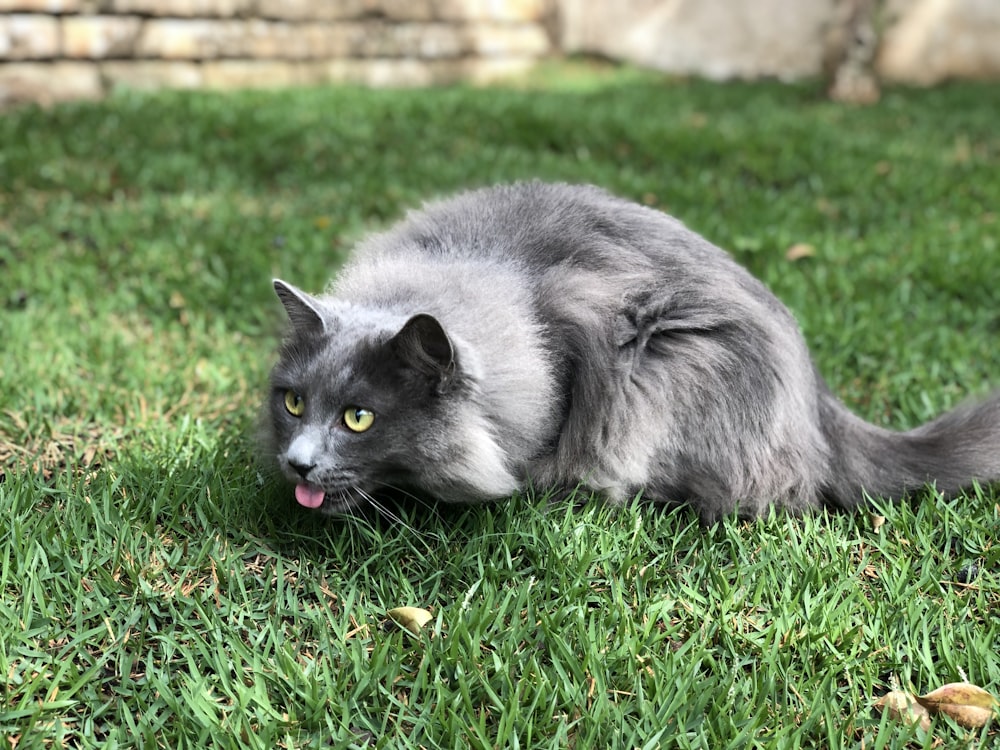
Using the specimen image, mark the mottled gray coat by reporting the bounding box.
[264,182,999,521]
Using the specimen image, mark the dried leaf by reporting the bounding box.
[387,606,433,635]
[916,682,999,728]
[785,243,816,261]
[874,690,931,731]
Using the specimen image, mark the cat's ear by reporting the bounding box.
[391,314,455,384]
[273,279,327,334]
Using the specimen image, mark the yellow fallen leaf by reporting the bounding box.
[916,682,999,729]
[785,243,816,261]
[387,606,433,635]
[874,690,931,731]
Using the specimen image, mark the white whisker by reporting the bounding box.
[372,481,443,515]
[356,487,444,544]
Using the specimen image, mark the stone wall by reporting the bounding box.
[560,0,836,81]
[879,0,1000,85]
[559,0,1000,86]
[0,0,553,106]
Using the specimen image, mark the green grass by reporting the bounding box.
[1,64,999,748]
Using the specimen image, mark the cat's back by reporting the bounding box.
[354,182,708,270]
[331,181,783,369]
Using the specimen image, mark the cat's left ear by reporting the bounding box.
[273,279,327,334]
[391,314,456,385]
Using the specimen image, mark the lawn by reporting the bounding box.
[1,63,998,748]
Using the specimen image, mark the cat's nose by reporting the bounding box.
[288,458,315,480]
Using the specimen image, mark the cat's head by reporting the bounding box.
[264,280,512,514]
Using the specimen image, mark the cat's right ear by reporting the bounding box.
[391,314,456,386]
[273,279,327,334]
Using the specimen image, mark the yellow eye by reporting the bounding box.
[343,407,375,433]
[284,390,305,417]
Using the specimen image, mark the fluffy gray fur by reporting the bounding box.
[264,182,1000,521]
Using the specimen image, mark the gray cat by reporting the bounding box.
[264,182,999,522]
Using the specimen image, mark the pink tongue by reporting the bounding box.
[295,484,326,509]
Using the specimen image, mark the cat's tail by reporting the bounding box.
[819,387,1000,508]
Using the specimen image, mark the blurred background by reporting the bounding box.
[2,0,1000,108]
